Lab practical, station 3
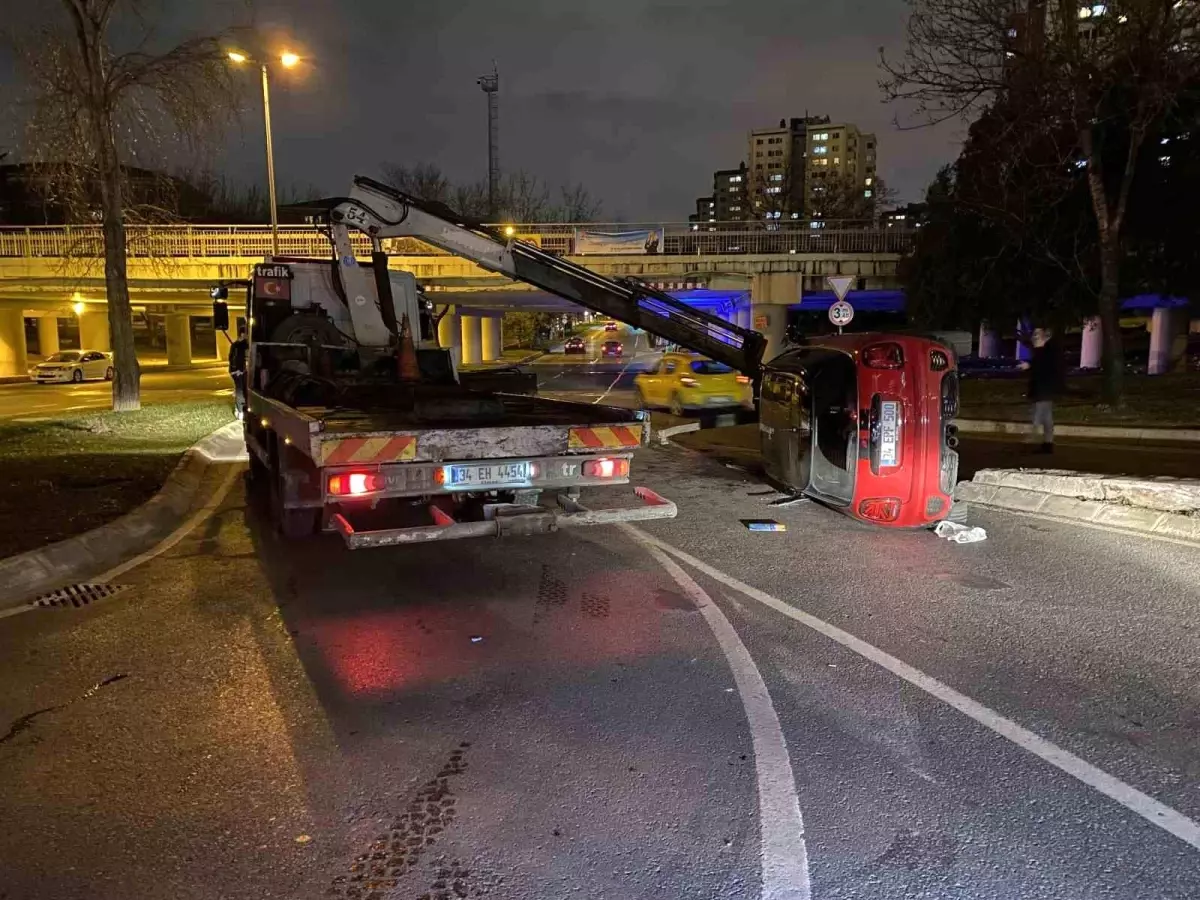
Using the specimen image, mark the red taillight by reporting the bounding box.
[736,375,751,384]
[328,472,380,496]
[858,497,902,523]
[584,457,630,478]
[862,343,905,369]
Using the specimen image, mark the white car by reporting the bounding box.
[30,350,114,384]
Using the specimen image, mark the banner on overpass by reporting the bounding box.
[574,228,664,255]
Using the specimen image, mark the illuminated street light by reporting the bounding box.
[72,300,86,316]
[504,225,515,237]
[225,48,305,256]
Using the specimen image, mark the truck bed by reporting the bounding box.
[253,389,647,467]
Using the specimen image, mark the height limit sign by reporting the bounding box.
[826,275,855,332]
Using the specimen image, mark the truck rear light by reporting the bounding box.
[862,342,904,369]
[584,458,629,478]
[858,497,901,523]
[328,472,380,496]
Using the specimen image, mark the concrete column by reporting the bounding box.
[78,311,110,352]
[460,314,483,366]
[750,272,801,361]
[1080,317,1102,370]
[437,306,462,368]
[1149,307,1188,375]
[481,316,503,362]
[736,305,753,330]
[165,313,192,366]
[978,322,1001,359]
[0,310,28,378]
[211,322,227,362]
[36,317,60,357]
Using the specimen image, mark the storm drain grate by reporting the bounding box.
[31,583,128,609]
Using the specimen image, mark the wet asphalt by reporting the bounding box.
[1,438,1199,898]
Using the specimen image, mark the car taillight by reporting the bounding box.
[679,376,698,387]
[930,349,950,372]
[736,375,751,384]
[584,458,630,478]
[328,472,380,496]
[858,497,901,523]
[862,343,904,369]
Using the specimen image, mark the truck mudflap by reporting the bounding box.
[331,486,677,549]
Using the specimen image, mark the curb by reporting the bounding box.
[956,468,1200,544]
[956,418,1200,444]
[0,421,247,611]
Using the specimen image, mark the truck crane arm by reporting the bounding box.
[304,175,767,376]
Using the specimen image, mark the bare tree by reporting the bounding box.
[10,1,244,410]
[882,0,1200,402]
[551,183,602,222]
[816,173,897,223]
[380,162,454,206]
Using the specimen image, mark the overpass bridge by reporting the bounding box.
[0,222,913,374]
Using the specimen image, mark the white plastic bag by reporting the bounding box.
[934,520,988,543]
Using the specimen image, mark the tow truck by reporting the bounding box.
[212,175,766,547]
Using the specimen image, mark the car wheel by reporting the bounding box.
[72,368,83,383]
[944,500,969,524]
[104,367,114,381]
[669,393,685,417]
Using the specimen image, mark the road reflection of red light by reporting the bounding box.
[307,567,671,701]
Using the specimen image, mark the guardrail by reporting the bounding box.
[0,222,914,259]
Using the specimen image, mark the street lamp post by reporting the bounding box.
[228,49,301,257]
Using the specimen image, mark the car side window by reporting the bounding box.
[663,359,677,375]
[82,352,99,361]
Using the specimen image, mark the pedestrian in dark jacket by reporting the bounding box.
[1028,331,1065,454]
[228,323,248,420]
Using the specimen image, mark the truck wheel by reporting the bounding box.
[268,453,319,539]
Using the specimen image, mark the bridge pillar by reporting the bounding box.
[735,305,752,330]
[210,322,228,362]
[0,310,28,378]
[36,316,60,358]
[78,311,110,352]
[978,322,1001,359]
[460,314,483,366]
[1079,317,1102,370]
[1149,307,1188,375]
[437,306,462,368]
[165,313,192,366]
[750,272,800,361]
[481,315,503,362]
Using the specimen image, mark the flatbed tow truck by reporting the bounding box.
[213,176,765,548]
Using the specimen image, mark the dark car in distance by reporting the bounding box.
[602,340,624,358]
[564,336,587,354]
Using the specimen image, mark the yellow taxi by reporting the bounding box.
[634,352,753,415]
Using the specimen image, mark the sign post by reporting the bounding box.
[826,275,855,334]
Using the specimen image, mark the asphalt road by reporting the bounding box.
[2,443,1200,898]
[0,365,232,420]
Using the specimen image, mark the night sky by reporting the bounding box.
[4,0,962,221]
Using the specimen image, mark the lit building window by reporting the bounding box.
[766,186,782,194]
[813,145,828,155]
[769,173,784,182]
[812,132,829,141]
[864,190,873,198]
[865,177,873,186]
[729,175,743,182]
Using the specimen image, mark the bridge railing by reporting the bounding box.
[0,222,914,259]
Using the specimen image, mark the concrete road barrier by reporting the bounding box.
[0,421,246,610]
[957,468,1200,544]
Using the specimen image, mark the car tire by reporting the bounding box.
[104,367,114,381]
[669,393,685,417]
[945,499,969,524]
[72,368,83,383]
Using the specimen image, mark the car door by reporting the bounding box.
[759,371,793,483]
[83,352,106,379]
[656,357,679,407]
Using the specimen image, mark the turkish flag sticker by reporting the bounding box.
[254,276,291,301]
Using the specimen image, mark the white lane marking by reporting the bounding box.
[622,524,811,900]
[593,332,642,405]
[635,530,1200,853]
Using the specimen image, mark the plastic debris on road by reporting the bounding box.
[470,635,484,643]
[934,521,988,543]
[742,519,787,532]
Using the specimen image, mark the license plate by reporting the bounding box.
[444,460,533,490]
[709,396,731,405]
[879,400,899,467]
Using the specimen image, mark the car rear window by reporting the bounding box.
[690,360,732,375]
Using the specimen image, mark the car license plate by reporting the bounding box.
[444,460,533,490]
[879,400,899,467]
